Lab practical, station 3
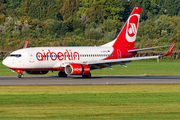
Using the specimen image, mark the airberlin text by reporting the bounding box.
[36,49,80,61]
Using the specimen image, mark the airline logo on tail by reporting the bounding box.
[112,7,141,48]
[126,14,140,43]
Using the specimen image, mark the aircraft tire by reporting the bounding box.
[82,73,91,78]
[18,74,24,78]
[58,71,67,77]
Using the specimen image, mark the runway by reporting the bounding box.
[0,75,180,85]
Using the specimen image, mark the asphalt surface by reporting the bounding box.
[0,75,180,85]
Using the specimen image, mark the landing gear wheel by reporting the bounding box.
[82,73,91,78]
[18,73,24,78]
[58,71,67,77]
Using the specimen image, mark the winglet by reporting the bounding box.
[161,40,177,57]
[24,40,28,48]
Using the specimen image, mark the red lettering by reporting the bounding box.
[57,52,63,60]
[46,49,51,61]
[36,52,43,61]
[42,50,46,61]
[51,52,57,61]
[67,49,71,60]
[74,52,79,60]
[64,49,71,60]
[70,50,73,60]
[36,49,80,61]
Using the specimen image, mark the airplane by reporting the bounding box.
[2,7,177,78]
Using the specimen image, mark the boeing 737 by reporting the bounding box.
[2,7,177,78]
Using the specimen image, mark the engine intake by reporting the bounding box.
[65,63,90,75]
[25,71,49,74]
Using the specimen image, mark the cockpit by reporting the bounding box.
[8,54,22,58]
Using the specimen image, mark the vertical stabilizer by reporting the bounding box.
[102,7,141,48]
[113,7,141,48]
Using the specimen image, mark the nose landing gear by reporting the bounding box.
[18,73,24,78]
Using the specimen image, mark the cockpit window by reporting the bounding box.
[8,54,22,58]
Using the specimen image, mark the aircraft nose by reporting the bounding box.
[2,58,9,67]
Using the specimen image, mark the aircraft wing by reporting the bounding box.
[87,41,177,69]
[160,40,177,56]
[87,56,159,69]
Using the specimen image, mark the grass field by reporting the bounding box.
[0,85,180,119]
[1,60,180,119]
[0,60,180,76]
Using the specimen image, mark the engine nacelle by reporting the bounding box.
[25,71,49,74]
[65,63,90,75]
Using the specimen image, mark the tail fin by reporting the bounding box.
[102,7,141,48]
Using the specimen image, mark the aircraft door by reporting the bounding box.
[117,49,121,59]
[28,51,35,63]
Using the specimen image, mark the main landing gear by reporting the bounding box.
[18,73,24,78]
[82,73,91,78]
[58,71,91,78]
[58,71,67,77]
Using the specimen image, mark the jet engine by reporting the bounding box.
[25,71,49,74]
[65,63,90,75]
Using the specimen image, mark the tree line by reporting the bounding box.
[0,0,179,51]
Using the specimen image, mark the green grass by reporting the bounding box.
[1,60,180,76]
[0,85,180,119]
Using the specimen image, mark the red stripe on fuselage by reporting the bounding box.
[11,67,65,71]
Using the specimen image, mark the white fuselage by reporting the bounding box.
[3,46,114,70]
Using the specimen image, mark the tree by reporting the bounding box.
[60,0,80,21]
[46,0,64,20]
[160,0,180,17]
[6,0,24,9]
[121,0,134,22]
[85,27,103,40]
[0,13,5,24]
[19,0,32,16]
[85,1,106,24]
[103,19,121,32]
[79,0,94,8]
[154,15,175,35]
[16,0,64,21]
[0,0,7,15]
[49,21,68,35]
[99,0,124,20]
